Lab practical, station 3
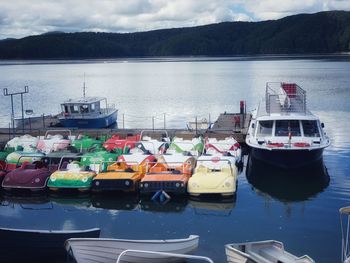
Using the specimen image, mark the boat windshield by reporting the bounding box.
[257,121,273,136]
[275,120,301,136]
[302,120,320,137]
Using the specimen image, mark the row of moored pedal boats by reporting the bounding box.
[0,130,241,197]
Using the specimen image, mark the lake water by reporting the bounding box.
[0,56,350,262]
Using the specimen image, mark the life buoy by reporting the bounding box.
[267,143,284,148]
[293,142,310,147]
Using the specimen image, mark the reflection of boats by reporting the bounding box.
[189,196,236,216]
[0,227,100,263]
[246,155,330,202]
[140,196,188,213]
[65,235,199,263]
[340,207,350,263]
[59,89,118,128]
[50,193,92,208]
[225,240,315,263]
[91,193,139,211]
[246,82,330,169]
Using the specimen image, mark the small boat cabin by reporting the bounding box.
[61,97,109,117]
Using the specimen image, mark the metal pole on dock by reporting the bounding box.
[10,94,14,134]
[3,86,29,135]
[163,113,166,129]
[21,93,24,133]
[195,116,198,135]
[122,113,125,129]
[152,116,155,130]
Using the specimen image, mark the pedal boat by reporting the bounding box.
[205,137,242,164]
[47,160,96,192]
[168,136,204,156]
[80,146,119,173]
[71,134,107,152]
[140,153,196,194]
[92,150,156,192]
[103,134,140,152]
[188,153,238,197]
[2,160,54,191]
[36,130,73,154]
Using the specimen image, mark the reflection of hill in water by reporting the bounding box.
[189,195,236,216]
[246,156,330,202]
[140,196,188,213]
[91,193,139,211]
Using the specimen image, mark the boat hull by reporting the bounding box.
[249,147,324,169]
[65,235,199,263]
[0,228,100,263]
[59,110,117,129]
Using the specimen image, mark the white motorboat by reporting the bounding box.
[65,235,199,263]
[246,82,330,169]
[225,240,315,263]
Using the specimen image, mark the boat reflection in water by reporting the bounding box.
[246,155,330,202]
[140,196,188,213]
[49,193,92,210]
[189,195,236,216]
[91,193,140,211]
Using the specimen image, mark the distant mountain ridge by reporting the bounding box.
[0,10,349,59]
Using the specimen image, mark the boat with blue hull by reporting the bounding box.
[246,82,330,170]
[59,96,117,128]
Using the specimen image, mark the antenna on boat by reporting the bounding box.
[83,73,87,98]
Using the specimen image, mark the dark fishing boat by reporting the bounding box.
[0,227,100,262]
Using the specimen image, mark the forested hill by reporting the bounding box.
[0,10,350,59]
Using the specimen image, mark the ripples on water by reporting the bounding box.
[0,56,350,263]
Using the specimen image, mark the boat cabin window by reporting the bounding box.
[275,120,301,137]
[91,103,95,112]
[70,105,79,113]
[257,121,273,136]
[302,120,320,137]
[80,104,89,113]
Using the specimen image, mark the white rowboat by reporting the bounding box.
[65,235,199,263]
[225,240,315,263]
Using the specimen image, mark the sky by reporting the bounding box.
[0,0,350,39]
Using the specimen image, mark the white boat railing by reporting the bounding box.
[265,82,306,114]
[116,249,214,263]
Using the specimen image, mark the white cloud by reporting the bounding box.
[0,0,349,39]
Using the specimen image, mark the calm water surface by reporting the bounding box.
[0,57,350,262]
